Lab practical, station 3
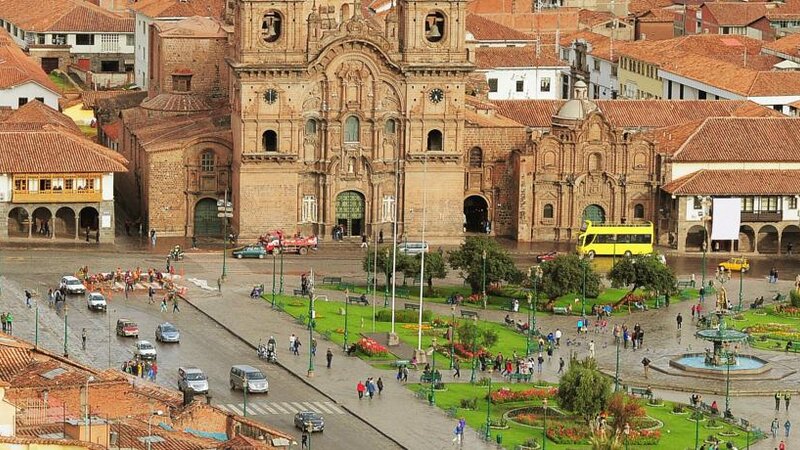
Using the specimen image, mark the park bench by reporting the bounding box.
[404,303,420,311]
[460,309,479,320]
[396,287,410,298]
[347,296,369,306]
[322,277,342,285]
[772,293,784,302]
[420,372,442,383]
[293,289,305,296]
[553,306,570,315]
[676,280,694,289]
[750,297,765,309]
[392,359,410,368]
[508,373,532,383]
[630,387,653,401]
[697,401,713,413]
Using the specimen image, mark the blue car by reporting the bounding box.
[155,322,180,343]
[232,245,267,259]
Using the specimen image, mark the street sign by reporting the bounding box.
[217,207,233,212]
[217,213,234,218]
[217,199,233,208]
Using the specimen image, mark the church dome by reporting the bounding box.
[554,80,598,121]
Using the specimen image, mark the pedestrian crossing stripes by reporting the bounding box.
[216,400,345,416]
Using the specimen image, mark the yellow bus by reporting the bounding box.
[576,221,654,258]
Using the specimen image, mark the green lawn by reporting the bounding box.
[730,306,800,351]
[268,294,537,361]
[48,72,73,91]
[408,383,760,449]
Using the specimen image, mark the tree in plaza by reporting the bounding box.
[456,321,499,350]
[539,254,601,300]
[363,246,413,286]
[608,253,677,294]
[556,358,611,423]
[401,251,448,292]
[447,236,521,294]
[604,392,645,435]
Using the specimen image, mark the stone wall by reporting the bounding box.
[151,33,229,99]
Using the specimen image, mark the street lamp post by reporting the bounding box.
[581,260,587,316]
[737,265,744,312]
[484,374,492,440]
[429,337,437,406]
[450,305,456,369]
[694,409,700,449]
[63,302,69,358]
[279,249,284,294]
[526,292,533,356]
[147,410,163,450]
[271,251,276,308]
[34,297,39,348]
[542,398,548,450]
[614,335,621,392]
[343,290,350,353]
[84,376,94,439]
[470,317,478,383]
[308,294,316,378]
[724,350,731,417]
[481,250,487,309]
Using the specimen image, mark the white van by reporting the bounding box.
[398,242,429,255]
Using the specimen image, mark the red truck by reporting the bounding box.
[259,231,318,255]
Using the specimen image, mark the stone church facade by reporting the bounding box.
[229,0,473,241]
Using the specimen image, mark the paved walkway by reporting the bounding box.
[182,287,496,450]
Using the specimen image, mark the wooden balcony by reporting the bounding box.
[741,211,783,222]
[13,190,101,204]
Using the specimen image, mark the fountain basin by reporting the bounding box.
[669,353,770,376]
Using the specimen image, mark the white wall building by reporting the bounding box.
[477,47,566,100]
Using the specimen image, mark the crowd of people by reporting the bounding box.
[121,359,158,381]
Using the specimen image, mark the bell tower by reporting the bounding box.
[232,0,308,66]
[397,0,469,64]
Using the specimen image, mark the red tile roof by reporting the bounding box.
[762,32,800,59]
[0,435,104,450]
[6,100,81,134]
[702,2,767,26]
[0,128,128,173]
[466,14,534,41]
[81,90,140,109]
[671,117,800,162]
[0,0,133,33]
[475,46,567,69]
[637,7,679,22]
[662,169,800,195]
[130,0,225,19]
[0,30,59,92]
[630,0,674,15]
[578,9,614,27]
[491,99,778,128]
[102,119,121,141]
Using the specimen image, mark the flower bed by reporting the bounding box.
[355,337,388,357]
[489,387,558,404]
[745,323,800,341]
[546,424,591,444]
[452,342,488,359]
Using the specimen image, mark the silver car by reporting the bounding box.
[86,292,107,311]
[155,322,180,343]
[60,276,86,295]
[229,365,268,393]
[178,367,209,394]
[133,340,157,360]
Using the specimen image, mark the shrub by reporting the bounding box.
[460,398,478,410]
[475,376,492,387]
[374,309,432,323]
[791,288,800,307]
[488,417,508,428]
[672,404,685,413]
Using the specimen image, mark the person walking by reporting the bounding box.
[588,340,595,359]
[699,286,705,304]
[676,312,683,330]
[150,229,157,246]
[326,348,333,368]
[453,359,460,378]
[292,338,301,356]
[771,418,780,438]
[356,380,366,399]
[779,440,786,450]
[641,357,651,379]
[148,286,155,304]
[452,418,465,446]
[172,297,180,313]
[311,338,317,357]
[377,377,384,395]
[558,357,565,374]
[785,392,791,411]
[6,313,12,335]
[402,365,409,383]
[537,353,545,373]
[366,378,376,399]
[81,328,87,351]
[25,290,32,308]
[151,362,158,381]
[785,419,792,437]
[360,234,368,249]
[776,392,782,411]
[555,328,562,346]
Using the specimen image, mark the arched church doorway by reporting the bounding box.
[582,204,605,224]
[194,198,222,236]
[464,196,489,233]
[336,191,365,237]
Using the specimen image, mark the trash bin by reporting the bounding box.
[495,433,502,444]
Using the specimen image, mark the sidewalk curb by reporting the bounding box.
[181,294,409,450]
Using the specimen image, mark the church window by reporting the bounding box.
[262,130,278,152]
[424,11,445,43]
[385,119,397,134]
[305,119,318,135]
[344,116,360,143]
[200,151,215,172]
[427,129,443,151]
[588,153,602,172]
[261,11,282,43]
[543,204,554,219]
[302,195,317,223]
[382,195,396,222]
[469,147,483,168]
[633,203,645,219]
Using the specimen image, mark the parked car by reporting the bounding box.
[535,251,558,263]
[133,340,157,360]
[719,257,750,272]
[294,411,324,432]
[232,245,267,259]
[229,365,269,393]
[155,322,180,343]
[60,276,86,295]
[178,367,209,394]
[398,242,429,255]
[116,319,139,338]
[86,292,107,311]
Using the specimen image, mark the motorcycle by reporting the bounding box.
[169,245,185,261]
[258,342,278,363]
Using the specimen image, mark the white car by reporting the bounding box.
[86,292,107,311]
[133,340,157,360]
[60,276,86,295]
